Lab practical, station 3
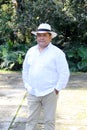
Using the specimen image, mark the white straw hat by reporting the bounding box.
[31,23,57,38]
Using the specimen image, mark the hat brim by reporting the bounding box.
[31,31,57,39]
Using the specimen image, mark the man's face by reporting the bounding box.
[36,33,52,48]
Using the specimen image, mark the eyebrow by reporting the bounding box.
[37,33,51,36]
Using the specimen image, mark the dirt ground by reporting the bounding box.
[0,71,87,130]
[55,72,87,130]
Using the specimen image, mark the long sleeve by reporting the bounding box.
[55,52,70,91]
[22,51,31,90]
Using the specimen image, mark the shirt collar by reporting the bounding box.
[37,42,52,50]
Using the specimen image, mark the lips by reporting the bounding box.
[39,41,45,43]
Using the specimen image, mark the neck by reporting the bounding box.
[38,46,45,52]
[38,43,50,52]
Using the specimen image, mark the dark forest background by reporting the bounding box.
[0,0,87,72]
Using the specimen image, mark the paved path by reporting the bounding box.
[0,72,87,130]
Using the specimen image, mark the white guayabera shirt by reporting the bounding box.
[22,43,70,97]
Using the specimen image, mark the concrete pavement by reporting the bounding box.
[0,72,87,130]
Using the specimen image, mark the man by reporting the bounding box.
[22,23,70,130]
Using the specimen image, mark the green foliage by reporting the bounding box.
[0,41,29,70]
[66,45,87,72]
[0,2,14,44]
[0,0,87,71]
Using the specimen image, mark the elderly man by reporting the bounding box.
[22,23,70,130]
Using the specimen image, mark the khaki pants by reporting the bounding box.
[25,91,58,130]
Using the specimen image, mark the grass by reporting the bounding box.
[0,69,21,74]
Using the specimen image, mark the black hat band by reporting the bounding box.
[37,29,51,32]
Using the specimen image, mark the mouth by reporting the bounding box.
[39,41,45,43]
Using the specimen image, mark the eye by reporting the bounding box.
[37,34,41,37]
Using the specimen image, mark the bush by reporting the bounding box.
[0,41,29,70]
[0,0,87,72]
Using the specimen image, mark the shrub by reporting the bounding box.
[0,41,29,70]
